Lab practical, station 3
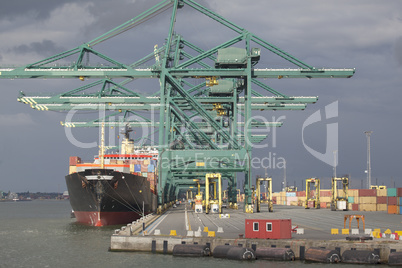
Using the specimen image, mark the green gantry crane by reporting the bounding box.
[0,0,354,213]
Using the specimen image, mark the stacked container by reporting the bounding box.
[347,189,359,211]
[399,188,402,214]
[376,188,387,211]
[387,188,398,214]
[320,190,331,209]
[296,191,306,206]
[286,192,297,206]
[358,189,377,211]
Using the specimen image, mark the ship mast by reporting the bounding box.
[100,122,105,169]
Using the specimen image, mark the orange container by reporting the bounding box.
[388,205,398,214]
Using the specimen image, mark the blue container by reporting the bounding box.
[286,192,296,197]
[148,164,155,172]
[399,197,402,206]
[134,164,141,172]
[388,188,397,197]
[348,197,354,204]
[399,206,402,215]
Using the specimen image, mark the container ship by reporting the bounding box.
[66,127,158,226]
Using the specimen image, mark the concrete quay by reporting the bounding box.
[110,203,402,263]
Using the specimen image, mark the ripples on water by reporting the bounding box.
[0,200,378,268]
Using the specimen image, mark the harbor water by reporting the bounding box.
[0,200,380,268]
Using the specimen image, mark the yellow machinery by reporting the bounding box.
[229,189,240,209]
[331,177,349,211]
[194,194,203,213]
[186,189,193,200]
[205,173,222,214]
[285,186,297,192]
[370,185,387,190]
[256,177,273,212]
[305,178,320,209]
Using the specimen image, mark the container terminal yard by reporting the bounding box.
[111,186,402,264]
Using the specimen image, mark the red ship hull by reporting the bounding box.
[73,211,144,227]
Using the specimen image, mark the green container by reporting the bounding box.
[348,196,354,203]
[388,188,397,197]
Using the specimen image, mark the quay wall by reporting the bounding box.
[110,235,402,263]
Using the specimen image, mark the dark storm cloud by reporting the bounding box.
[0,1,74,20]
[8,40,66,57]
[395,37,402,66]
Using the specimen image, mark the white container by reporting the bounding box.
[337,200,347,210]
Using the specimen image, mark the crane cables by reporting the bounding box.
[88,1,174,47]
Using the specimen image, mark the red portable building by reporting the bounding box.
[245,219,292,239]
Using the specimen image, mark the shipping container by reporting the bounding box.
[352,204,359,211]
[287,196,298,202]
[320,190,331,197]
[348,189,359,198]
[348,196,354,204]
[147,164,155,173]
[388,197,398,206]
[387,188,397,197]
[377,189,387,197]
[359,204,377,211]
[320,197,331,203]
[141,164,148,172]
[358,189,377,197]
[359,196,376,204]
[388,205,398,214]
[134,164,141,172]
[376,196,387,204]
[296,191,305,197]
[398,188,402,197]
[399,197,402,206]
[376,204,387,211]
[289,201,298,206]
[320,202,327,209]
[286,192,296,197]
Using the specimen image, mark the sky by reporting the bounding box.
[0,0,401,193]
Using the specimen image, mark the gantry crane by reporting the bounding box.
[205,173,222,214]
[256,176,273,212]
[305,178,320,209]
[0,0,354,213]
[331,177,349,211]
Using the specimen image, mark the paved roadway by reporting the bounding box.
[143,202,402,240]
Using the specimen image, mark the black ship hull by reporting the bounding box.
[65,169,155,226]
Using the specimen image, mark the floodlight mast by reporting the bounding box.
[364,131,373,189]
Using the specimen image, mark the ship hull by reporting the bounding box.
[65,169,155,226]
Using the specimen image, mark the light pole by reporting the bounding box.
[283,159,287,191]
[333,150,337,178]
[364,131,372,189]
